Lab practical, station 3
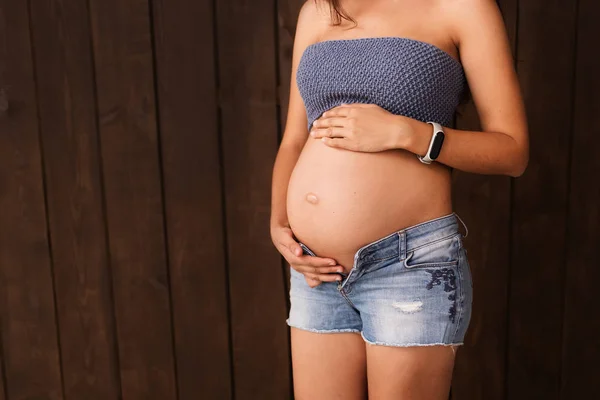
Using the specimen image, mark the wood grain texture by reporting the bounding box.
[0,0,599,398]
[560,0,600,398]
[215,0,292,398]
[0,328,6,400]
[87,0,177,397]
[0,14,5,400]
[151,0,233,398]
[0,346,6,400]
[27,0,121,398]
[450,1,517,398]
[0,0,63,399]
[276,0,304,133]
[508,0,578,398]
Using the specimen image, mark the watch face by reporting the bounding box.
[429,131,445,159]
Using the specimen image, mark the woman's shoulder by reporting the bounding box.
[296,0,331,43]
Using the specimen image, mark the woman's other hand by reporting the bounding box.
[271,224,344,288]
[309,103,409,152]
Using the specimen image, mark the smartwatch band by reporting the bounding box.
[417,121,445,164]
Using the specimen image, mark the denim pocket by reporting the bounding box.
[403,232,461,269]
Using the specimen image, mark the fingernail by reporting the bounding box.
[336,277,342,281]
[329,261,336,265]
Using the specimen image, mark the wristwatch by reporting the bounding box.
[417,121,445,164]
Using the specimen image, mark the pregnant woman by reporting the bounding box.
[270,0,528,398]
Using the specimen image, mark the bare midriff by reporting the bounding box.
[286,136,453,273]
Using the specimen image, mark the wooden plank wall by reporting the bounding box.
[0,0,597,399]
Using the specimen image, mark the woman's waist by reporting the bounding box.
[287,192,453,270]
[289,206,455,271]
[295,211,463,272]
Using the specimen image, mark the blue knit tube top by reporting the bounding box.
[296,37,467,132]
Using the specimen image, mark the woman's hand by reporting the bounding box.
[309,103,410,152]
[271,224,344,288]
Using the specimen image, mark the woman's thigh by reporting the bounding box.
[366,344,456,400]
[287,248,368,399]
[346,215,472,398]
[290,328,367,400]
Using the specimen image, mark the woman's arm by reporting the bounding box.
[397,117,528,177]
[310,0,529,177]
[271,1,346,287]
[397,0,529,177]
[270,144,302,229]
[270,1,320,230]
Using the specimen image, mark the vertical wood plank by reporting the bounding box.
[87,0,178,397]
[450,1,516,398]
[215,0,292,398]
[27,0,121,398]
[508,0,578,398]
[0,341,6,400]
[0,8,5,399]
[151,0,233,398]
[276,0,304,132]
[561,0,600,398]
[0,1,63,399]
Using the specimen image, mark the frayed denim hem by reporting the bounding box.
[286,319,361,334]
[360,332,464,348]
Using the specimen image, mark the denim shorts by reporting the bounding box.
[286,212,473,347]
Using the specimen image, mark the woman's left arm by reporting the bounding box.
[311,0,529,177]
[401,0,529,177]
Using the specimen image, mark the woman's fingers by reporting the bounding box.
[295,255,345,275]
[295,263,344,275]
[280,237,303,258]
[272,227,347,287]
[272,227,339,271]
[288,260,345,287]
[305,276,321,288]
[271,225,304,258]
[303,271,343,282]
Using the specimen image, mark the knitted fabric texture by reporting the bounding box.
[296,37,467,132]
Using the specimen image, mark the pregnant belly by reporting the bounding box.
[286,137,453,272]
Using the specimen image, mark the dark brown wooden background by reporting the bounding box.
[0,0,598,399]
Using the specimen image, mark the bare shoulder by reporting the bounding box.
[299,0,331,21]
[279,1,332,144]
[441,0,528,147]
[441,0,506,47]
[296,0,331,44]
[441,0,500,15]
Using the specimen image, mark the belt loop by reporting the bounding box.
[398,231,407,259]
[454,212,469,238]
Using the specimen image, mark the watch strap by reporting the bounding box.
[418,121,444,164]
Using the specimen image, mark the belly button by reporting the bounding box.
[305,192,319,204]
